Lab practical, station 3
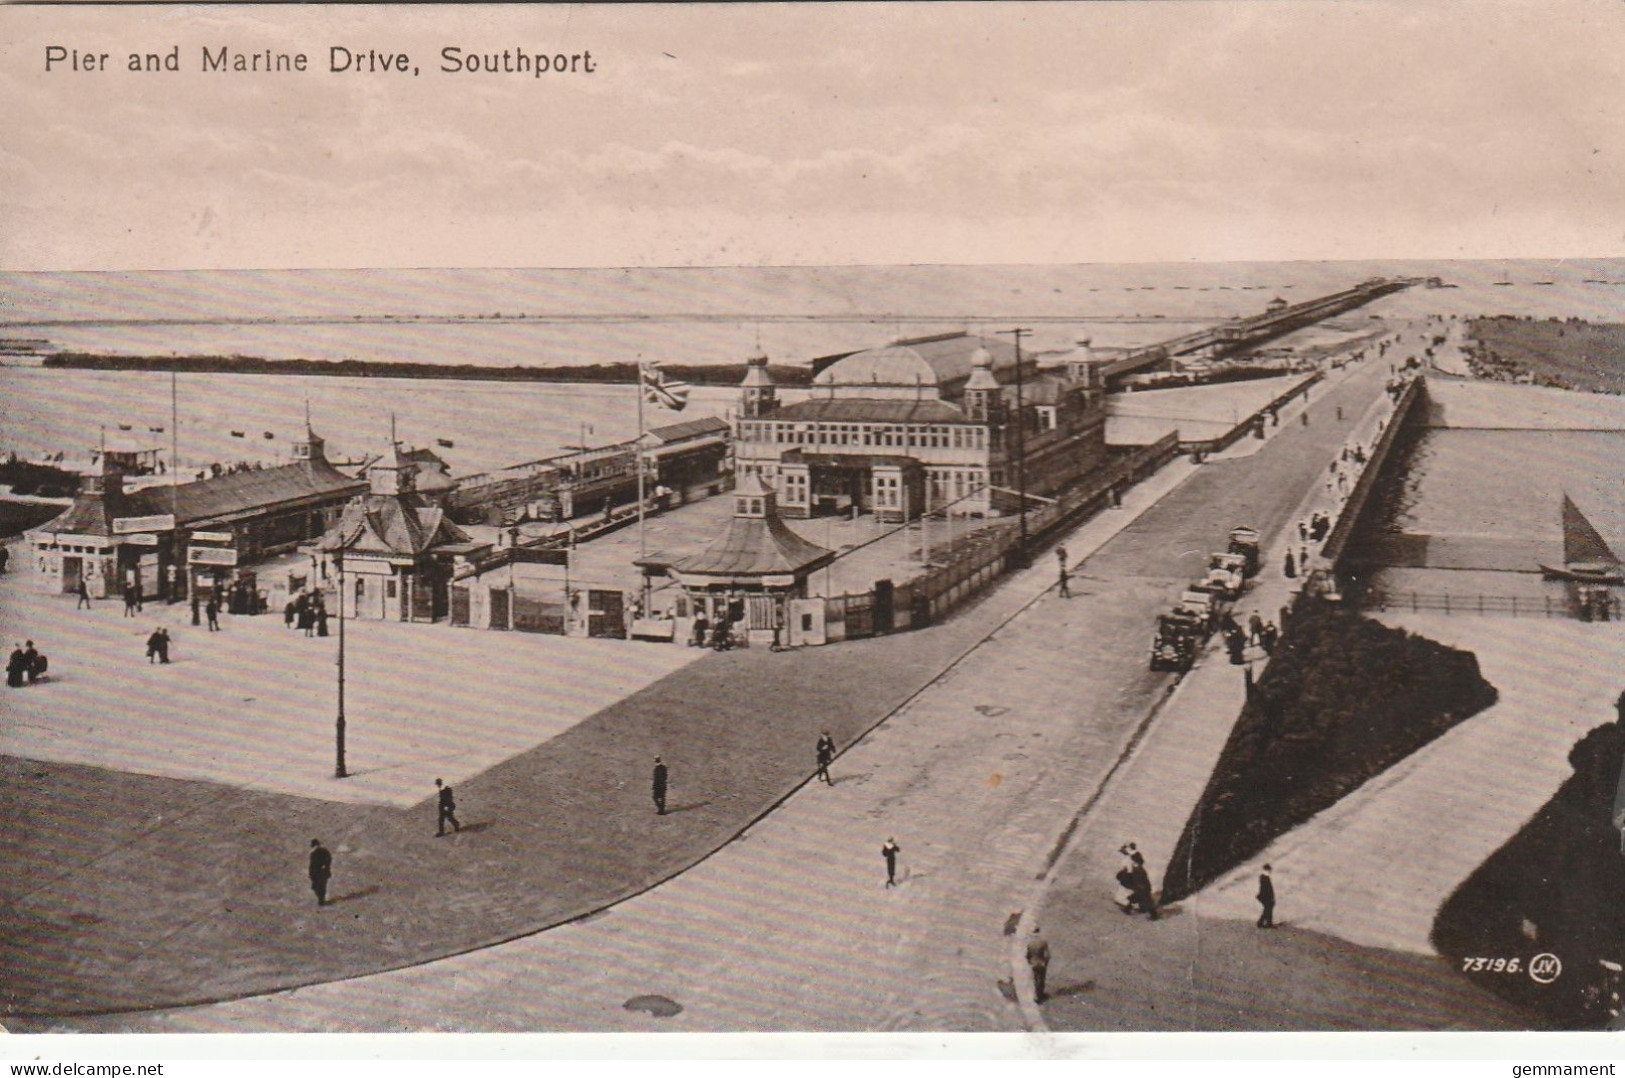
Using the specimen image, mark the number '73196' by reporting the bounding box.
[1462,957,1521,973]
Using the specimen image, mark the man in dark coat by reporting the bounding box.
[316,600,329,638]
[156,627,172,664]
[1026,925,1051,1003]
[146,628,164,663]
[205,596,220,631]
[652,756,668,815]
[816,731,836,785]
[435,778,461,836]
[6,644,25,688]
[308,839,332,906]
[76,578,92,609]
[22,641,40,684]
[882,837,901,887]
[1257,864,1276,928]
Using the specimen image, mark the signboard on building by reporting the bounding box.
[188,546,239,567]
[189,530,233,544]
[122,533,161,547]
[113,514,176,535]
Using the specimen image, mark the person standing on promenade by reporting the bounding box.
[76,578,92,609]
[816,732,836,785]
[1248,610,1264,647]
[316,598,330,638]
[1026,925,1051,1004]
[1284,550,1296,579]
[1257,864,1276,928]
[434,778,461,836]
[652,756,668,815]
[146,628,163,663]
[308,839,332,907]
[7,644,26,688]
[882,837,902,888]
[22,641,40,684]
[156,627,172,664]
[124,586,139,618]
[205,595,220,632]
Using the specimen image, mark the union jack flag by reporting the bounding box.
[641,363,690,411]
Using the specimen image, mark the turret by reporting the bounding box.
[368,443,415,497]
[963,347,1002,423]
[740,352,779,418]
[291,423,327,463]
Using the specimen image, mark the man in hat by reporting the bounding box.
[308,839,332,907]
[435,778,461,836]
[882,837,902,888]
[652,756,668,815]
[1257,864,1276,928]
[816,731,836,786]
[1026,925,1051,1004]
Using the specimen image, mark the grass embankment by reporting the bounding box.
[1433,720,1625,1029]
[42,353,815,387]
[1161,600,1498,902]
[1464,318,1625,395]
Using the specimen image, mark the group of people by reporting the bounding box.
[1298,513,1332,545]
[687,609,735,651]
[284,590,330,637]
[1222,609,1278,663]
[145,627,173,664]
[6,640,47,687]
[1115,842,1159,919]
[307,775,466,905]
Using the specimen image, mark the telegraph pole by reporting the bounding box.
[999,328,1031,566]
[334,548,347,779]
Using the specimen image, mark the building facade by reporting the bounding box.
[25,427,366,601]
[732,333,1109,521]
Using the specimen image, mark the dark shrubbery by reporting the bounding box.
[0,458,80,499]
[1162,600,1498,902]
[1433,721,1625,1029]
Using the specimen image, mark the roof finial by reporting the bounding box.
[390,411,397,448]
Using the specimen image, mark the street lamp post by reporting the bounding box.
[334,549,347,779]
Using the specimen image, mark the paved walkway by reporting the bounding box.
[1024,359,1541,1030]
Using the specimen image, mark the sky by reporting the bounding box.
[1,1,1623,271]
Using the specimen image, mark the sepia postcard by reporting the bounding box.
[2,0,1624,1068]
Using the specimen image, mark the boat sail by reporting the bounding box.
[1540,494,1624,583]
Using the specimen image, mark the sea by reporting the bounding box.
[4,258,1624,485]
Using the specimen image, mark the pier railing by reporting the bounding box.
[1366,588,1619,621]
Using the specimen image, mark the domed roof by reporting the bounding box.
[813,333,1016,389]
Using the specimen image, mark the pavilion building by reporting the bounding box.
[731,333,1109,522]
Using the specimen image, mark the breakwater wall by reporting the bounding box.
[1321,376,1427,578]
[1178,371,1324,457]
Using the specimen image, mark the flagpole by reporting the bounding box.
[636,358,650,615]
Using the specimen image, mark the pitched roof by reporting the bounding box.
[646,416,731,444]
[315,494,472,559]
[33,493,119,538]
[768,398,973,425]
[158,459,365,526]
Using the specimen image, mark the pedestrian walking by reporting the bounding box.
[22,641,40,685]
[284,597,297,629]
[1297,519,1308,542]
[652,756,668,815]
[124,587,139,618]
[1300,411,1309,427]
[1257,864,1276,928]
[1026,925,1051,1003]
[1247,610,1264,646]
[1261,621,1279,654]
[1283,550,1296,579]
[157,627,172,664]
[316,600,329,638]
[6,644,26,688]
[146,628,163,663]
[816,731,836,785]
[76,578,92,609]
[205,596,220,631]
[1057,562,1072,599]
[882,837,901,887]
[308,839,332,907]
[434,778,461,836]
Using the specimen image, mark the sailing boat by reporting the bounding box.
[1540,494,1624,583]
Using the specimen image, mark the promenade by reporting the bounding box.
[3,337,1514,1032]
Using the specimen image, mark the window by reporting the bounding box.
[387,579,398,599]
